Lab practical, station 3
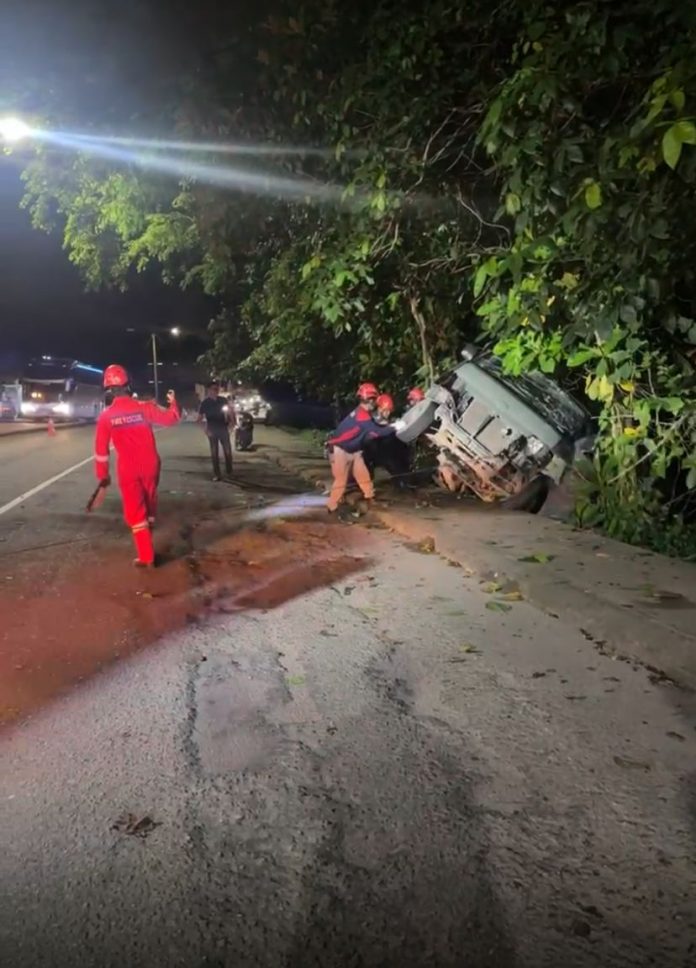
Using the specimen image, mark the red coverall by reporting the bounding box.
[94,395,181,563]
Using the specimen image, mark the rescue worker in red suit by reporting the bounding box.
[94,364,181,567]
[325,383,403,513]
[364,393,414,488]
[406,387,425,408]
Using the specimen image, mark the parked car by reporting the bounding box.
[396,345,595,512]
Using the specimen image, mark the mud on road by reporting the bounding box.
[0,503,371,727]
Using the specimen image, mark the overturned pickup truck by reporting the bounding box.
[396,346,595,513]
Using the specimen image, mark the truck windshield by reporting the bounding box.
[21,381,66,404]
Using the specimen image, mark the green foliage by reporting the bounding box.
[473,0,696,554]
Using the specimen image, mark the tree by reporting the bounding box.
[474,0,696,550]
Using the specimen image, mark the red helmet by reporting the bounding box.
[103,364,130,388]
[407,387,425,404]
[357,382,379,400]
[376,393,394,412]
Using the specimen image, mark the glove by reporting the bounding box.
[166,389,176,404]
[101,475,111,488]
[392,419,406,433]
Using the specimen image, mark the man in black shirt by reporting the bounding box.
[197,382,234,481]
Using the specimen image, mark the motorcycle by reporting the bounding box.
[396,345,595,513]
[234,410,254,451]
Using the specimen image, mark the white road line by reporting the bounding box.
[0,456,92,518]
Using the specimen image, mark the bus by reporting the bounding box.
[19,356,104,422]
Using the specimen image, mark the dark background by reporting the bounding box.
[0,0,219,376]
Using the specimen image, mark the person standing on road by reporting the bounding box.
[93,364,181,568]
[197,381,234,481]
[325,382,403,514]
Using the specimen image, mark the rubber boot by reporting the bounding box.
[132,527,155,567]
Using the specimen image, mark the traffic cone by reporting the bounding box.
[47,418,56,437]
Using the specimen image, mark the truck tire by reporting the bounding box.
[500,474,551,514]
[395,399,438,444]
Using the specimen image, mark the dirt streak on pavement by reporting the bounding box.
[0,513,370,727]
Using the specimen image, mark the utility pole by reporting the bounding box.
[151,333,159,402]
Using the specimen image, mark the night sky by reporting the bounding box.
[0,0,216,375]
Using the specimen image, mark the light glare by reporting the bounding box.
[0,117,32,143]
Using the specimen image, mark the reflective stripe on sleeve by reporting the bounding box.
[95,454,110,462]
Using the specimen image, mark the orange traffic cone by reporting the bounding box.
[47,418,57,437]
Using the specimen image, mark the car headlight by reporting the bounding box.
[525,435,546,456]
[21,402,36,414]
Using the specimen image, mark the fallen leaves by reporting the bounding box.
[486,600,512,613]
[111,813,161,839]
[613,754,651,771]
[481,577,524,611]
[519,552,555,564]
[286,675,306,687]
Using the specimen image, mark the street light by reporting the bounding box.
[150,327,181,401]
[0,117,32,143]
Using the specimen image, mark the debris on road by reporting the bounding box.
[613,754,652,771]
[111,813,161,839]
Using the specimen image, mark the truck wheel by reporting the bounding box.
[500,475,551,514]
[395,399,437,443]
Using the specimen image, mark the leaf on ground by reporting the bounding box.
[501,590,524,602]
[286,675,306,687]
[359,606,379,616]
[486,600,512,612]
[613,754,651,771]
[519,553,555,563]
[666,730,685,742]
[649,589,685,602]
[459,643,479,653]
[481,581,502,594]
[111,813,161,839]
[595,552,610,559]
[418,536,436,554]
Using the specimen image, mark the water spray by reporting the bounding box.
[244,493,328,523]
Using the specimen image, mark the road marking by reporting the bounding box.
[0,456,92,518]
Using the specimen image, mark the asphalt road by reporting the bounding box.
[1,424,695,967]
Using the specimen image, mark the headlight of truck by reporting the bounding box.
[525,435,546,456]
